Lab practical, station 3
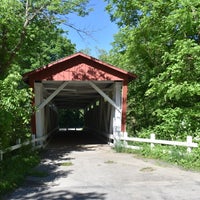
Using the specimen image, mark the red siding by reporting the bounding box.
[52,63,123,81]
[24,52,136,83]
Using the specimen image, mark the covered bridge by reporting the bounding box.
[23,52,136,143]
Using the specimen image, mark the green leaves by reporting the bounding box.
[0,0,91,150]
[0,0,90,77]
[0,69,33,149]
[146,38,200,139]
[0,150,40,195]
[105,0,200,140]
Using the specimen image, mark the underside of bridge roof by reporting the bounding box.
[42,80,114,109]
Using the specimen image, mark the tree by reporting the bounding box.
[146,39,200,139]
[105,0,200,139]
[18,30,76,73]
[0,0,91,78]
[0,0,91,149]
[0,70,32,149]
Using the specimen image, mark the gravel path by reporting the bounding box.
[4,131,200,200]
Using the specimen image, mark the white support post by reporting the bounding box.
[35,82,68,140]
[150,133,155,149]
[187,136,192,153]
[35,82,45,139]
[123,132,128,146]
[112,82,123,140]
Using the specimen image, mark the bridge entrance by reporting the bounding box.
[23,53,136,144]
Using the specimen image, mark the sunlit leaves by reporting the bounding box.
[0,69,33,149]
[0,0,90,77]
[105,0,200,139]
[0,0,90,150]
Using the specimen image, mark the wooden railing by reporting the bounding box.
[0,135,47,161]
[110,133,198,153]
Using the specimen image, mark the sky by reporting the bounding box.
[66,0,118,58]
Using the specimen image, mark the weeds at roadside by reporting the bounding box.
[140,167,155,172]
[0,148,40,196]
[114,142,200,171]
[104,160,116,164]
[60,161,73,166]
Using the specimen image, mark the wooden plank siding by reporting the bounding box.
[23,52,136,137]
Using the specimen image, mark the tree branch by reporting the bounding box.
[5,0,50,70]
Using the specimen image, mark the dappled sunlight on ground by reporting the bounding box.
[5,131,200,200]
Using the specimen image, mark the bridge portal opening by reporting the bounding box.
[58,108,84,130]
[23,53,136,146]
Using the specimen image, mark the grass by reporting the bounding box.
[104,160,116,164]
[140,167,155,172]
[0,148,40,197]
[60,161,73,166]
[114,141,200,171]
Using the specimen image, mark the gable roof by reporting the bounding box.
[23,52,137,84]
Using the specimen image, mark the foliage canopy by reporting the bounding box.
[105,0,200,140]
[0,0,90,150]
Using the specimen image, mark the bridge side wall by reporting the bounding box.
[34,82,59,138]
[84,82,123,140]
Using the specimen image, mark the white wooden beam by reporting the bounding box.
[88,81,121,113]
[46,88,76,92]
[112,82,122,136]
[35,82,45,138]
[37,82,69,110]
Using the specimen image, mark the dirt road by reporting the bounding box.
[5,132,200,200]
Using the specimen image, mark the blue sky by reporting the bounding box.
[66,0,118,57]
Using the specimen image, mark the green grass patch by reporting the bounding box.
[104,160,116,164]
[0,149,40,197]
[140,167,155,172]
[114,142,200,171]
[60,161,73,166]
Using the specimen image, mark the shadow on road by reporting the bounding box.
[27,131,107,186]
[4,131,108,200]
[8,189,106,200]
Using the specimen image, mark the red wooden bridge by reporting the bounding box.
[23,52,136,143]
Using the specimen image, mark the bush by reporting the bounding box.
[0,69,33,150]
[0,149,40,196]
